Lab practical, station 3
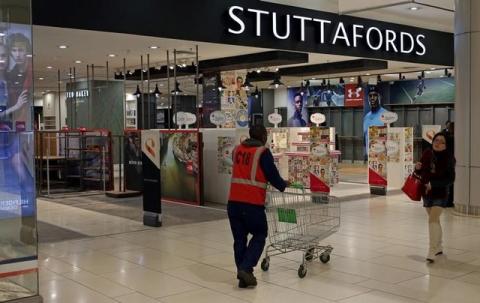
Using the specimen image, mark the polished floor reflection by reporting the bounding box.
[37,187,480,303]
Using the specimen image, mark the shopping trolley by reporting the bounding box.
[260,187,340,278]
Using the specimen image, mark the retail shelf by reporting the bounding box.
[285,152,310,156]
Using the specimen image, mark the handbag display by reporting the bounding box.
[402,172,423,201]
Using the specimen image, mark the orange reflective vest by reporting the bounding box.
[228,144,268,206]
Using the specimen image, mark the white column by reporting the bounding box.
[454,0,480,215]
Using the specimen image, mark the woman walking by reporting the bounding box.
[415,132,455,263]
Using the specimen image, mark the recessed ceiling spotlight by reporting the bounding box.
[409,6,420,11]
[430,67,436,70]
[311,77,316,80]
[58,45,68,49]
[366,73,371,76]
[38,77,44,80]
[0,33,5,37]
[46,66,53,69]
[426,71,432,74]
[108,54,116,58]
[150,46,159,49]
[75,60,82,64]
[26,54,32,58]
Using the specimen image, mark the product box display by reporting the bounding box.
[368,126,388,188]
[310,127,331,193]
[386,127,414,189]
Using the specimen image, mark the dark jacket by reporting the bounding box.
[416,149,455,200]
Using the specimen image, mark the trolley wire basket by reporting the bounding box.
[261,187,340,278]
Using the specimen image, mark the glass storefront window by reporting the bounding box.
[0,0,39,301]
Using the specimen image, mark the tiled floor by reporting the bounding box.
[37,188,480,303]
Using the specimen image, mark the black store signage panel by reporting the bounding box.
[32,0,453,66]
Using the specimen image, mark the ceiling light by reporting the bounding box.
[256,69,261,74]
[0,33,4,37]
[26,54,32,58]
[252,86,260,99]
[426,71,432,74]
[366,73,371,76]
[241,77,254,91]
[169,65,175,70]
[409,6,420,11]
[133,85,142,98]
[153,84,162,97]
[150,46,159,49]
[75,60,82,64]
[171,82,183,95]
[38,77,44,80]
[339,77,345,84]
[269,76,284,89]
[430,67,436,70]
[108,54,116,58]
[377,75,382,83]
[275,67,279,72]
[58,45,68,49]
[46,66,53,69]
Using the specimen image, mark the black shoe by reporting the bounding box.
[426,258,434,263]
[435,251,443,256]
[238,279,248,288]
[237,270,257,287]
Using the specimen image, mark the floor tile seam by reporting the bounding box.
[266,278,363,302]
[333,289,376,303]
[315,265,413,284]
[46,271,136,301]
[353,278,430,302]
[452,270,480,283]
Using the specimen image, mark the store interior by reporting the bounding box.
[32,24,454,201]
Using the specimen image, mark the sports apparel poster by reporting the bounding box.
[159,131,202,205]
[217,136,235,174]
[306,84,345,107]
[220,71,248,128]
[287,89,309,127]
[344,84,364,107]
[310,127,331,193]
[368,126,388,187]
[377,78,455,105]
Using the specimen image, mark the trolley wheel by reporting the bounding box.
[261,257,270,271]
[320,253,330,264]
[298,264,307,278]
[305,247,315,261]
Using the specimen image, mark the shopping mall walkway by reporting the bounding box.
[37,186,480,303]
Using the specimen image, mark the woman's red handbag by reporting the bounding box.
[402,173,423,201]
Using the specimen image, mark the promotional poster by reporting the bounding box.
[268,128,289,154]
[159,131,201,205]
[220,71,248,128]
[310,127,331,193]
[378,78,455,105]
[141,130,162,214]
[217,136,235,174]
[124,130,143,191]
[202,75,221,128]
[344,84,365,107]
[0,22,35,227]
[368,126,388,187]
[306,84,345,107]
[287,89,309,127]
[287,154,310,187]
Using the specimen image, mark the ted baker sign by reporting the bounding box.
[228,6,426,56]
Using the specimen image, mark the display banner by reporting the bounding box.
[377,78,455,105]
[344,84,364,107]
[124,130,143,192]
[387,127,414,189]
[159,130,202,205]
[368,126,388,187]
[202,74,221,128]
[141,130,162,225]
[310,127,331,193]
[305,84,345,107]
[287,88,309,127]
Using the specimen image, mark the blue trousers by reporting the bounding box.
[227,201,268,273]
